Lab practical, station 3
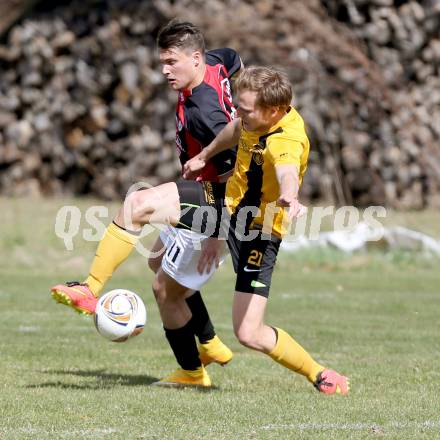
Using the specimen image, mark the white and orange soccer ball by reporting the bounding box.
[94,289,147,342]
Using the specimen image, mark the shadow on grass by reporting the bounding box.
[26,369,220,392]
[26,369,158,389]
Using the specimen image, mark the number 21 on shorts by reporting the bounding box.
[247,250,262,267]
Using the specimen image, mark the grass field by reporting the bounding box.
[1,197,440,439]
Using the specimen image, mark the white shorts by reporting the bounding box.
[159,226,226,291]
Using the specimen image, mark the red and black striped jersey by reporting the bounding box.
[175,48,241,181]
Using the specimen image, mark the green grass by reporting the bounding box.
[1,197,440,439]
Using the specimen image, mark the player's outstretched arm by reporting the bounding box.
[275,164,307,220]
[183,118,241,179]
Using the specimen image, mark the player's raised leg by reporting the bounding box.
[232,292,349,395]
[51,182,181,314]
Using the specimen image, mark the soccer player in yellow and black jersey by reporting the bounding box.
[181,66,348,393]
[224,94,310,238]
[51,66,349,393]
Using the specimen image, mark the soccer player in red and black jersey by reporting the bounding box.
[172,49,239,182]
[147,21,242,386]
[50,20,242,387]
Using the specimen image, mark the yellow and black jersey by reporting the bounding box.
[225,106,310,237]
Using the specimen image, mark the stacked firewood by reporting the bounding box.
[0,1,179,199]
[0,0,439,208]
[318,0,440,208]
[192,0,440,208]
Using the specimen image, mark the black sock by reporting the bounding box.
[164,320,202,370]
[185,291,216,344]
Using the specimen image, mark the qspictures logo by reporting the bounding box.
[53,180,388,256]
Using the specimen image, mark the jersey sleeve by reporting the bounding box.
[266,136,304,167]
[206,48,242,78]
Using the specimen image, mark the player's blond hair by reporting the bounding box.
[234,66,292,110]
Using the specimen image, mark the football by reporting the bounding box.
[94,289,147,342]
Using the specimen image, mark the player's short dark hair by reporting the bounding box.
[157,19,205,54]
[234,66,292,110]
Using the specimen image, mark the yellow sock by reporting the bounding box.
[268,327,324,383]
[85,222,139,296]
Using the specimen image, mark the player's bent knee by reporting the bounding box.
[119,191,142,227]
[234,326,259,349]
[132,192,153,224]
[152,277,165,303]
[152,274,187,305]
[122,190,156,226]
[122,191,139,212]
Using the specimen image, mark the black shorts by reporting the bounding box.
[226,229,280,297]
[176,180,281,297]
[176,179,226,237]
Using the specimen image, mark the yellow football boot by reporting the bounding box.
[198,335,233,366]
[152,366,211,388]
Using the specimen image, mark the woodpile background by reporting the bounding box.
[0,0,439,208]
